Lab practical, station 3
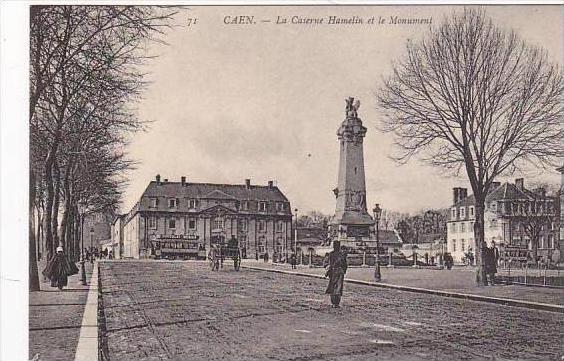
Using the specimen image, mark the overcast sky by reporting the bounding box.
[122,5,562,216]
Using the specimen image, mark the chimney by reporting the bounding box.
[156,174,161,185]
[515,178,524,191]
[492,181,501,188]
[534,187,546,198]
[181,176,186,186]
[245,179,251,189]
[453,188,460,204]
[460,188,468,201]
[268,180,274,188]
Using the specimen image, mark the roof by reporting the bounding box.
[135,181,291,214]
[453,182,546,208]
[297,227,326,240]
[379,230,402,245]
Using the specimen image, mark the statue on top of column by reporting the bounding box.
[345,97,361,119]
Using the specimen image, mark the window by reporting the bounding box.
[452,240,457,252]
[276,220,283,232]
[460,223,466,233]
[239,219,248,232]
[461,239,465,252]
[241,201,249,211]
[470,222,474,232]
[451,208,457,219]
[148,217,157,229]
[469,206,474,218]
[460,207,466,218]
[540,236,545,249]
[276,202,284,212]
[490,219,498,229]
[548,235,554,249]
[491,202,497,211]
[258,219,266,232]
[212,218,224,230]
[168,218,176,229]
[150,197,158,208]
[450,223,456,234]
[188,218,197,230]
[169,198,178,208]
[188,199,197,209]
[259,201,267,212]
[258,236,266,253]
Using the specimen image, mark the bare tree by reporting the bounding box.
[378,8,562,284]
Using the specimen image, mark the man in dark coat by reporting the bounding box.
[324,241,348,308]
[290,253,297,269]
[484,241,499,285]
[42,246,79,290]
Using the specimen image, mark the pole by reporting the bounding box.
[374,219,381,281]
[79,214,86,285]
[294,209,298,263]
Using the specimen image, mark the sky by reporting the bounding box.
[122,5,562,216]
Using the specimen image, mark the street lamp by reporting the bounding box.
[373,204,382,281]
[79,214,87,285]
[294,208,298,262]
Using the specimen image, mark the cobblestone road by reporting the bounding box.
[99,261,562,361]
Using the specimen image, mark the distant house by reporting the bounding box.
[293,226,326,255]
[378,229,403,253]
[121,175,293,259]
[447,178,559,263]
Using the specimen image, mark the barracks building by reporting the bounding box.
[121,175,293,259]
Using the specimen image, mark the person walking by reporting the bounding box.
[42,246,79,290]
[290,253,297,269]
[484,241,498,285]
[324,240,348,308]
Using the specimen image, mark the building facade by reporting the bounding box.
[110,215,125,259]
[122,175,293,259]
[447,178,559,263]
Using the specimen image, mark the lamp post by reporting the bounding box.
[294,208,298,263]
[79,214,87,285]
[373,204,382,281]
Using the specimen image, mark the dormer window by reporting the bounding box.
[241,200,249,211]
[469,206,474,218]
[491,202,497,211]
[189,199,197,209]
[169,198,178,208]
[259,201,267,212]
[459,207,466,218]
[150,197,158,208]
[276,202,284,212]
[451,207,456,219]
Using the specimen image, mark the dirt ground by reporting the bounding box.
[99,260,562,361]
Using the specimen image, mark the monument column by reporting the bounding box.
[329,97,374,246]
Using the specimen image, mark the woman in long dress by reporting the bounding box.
[42,246,79,290]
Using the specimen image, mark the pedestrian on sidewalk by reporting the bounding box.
[290,253,297,269]
[42,246,79,290]
[484,241,499,285]
[324,240,348,308]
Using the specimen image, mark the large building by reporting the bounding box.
[447,178,559,263]
[122,175,293,259]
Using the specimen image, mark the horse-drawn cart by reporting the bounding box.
[208,237,241,271]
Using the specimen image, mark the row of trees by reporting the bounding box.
[29,6,177,291]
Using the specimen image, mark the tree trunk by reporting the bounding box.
[531,237,539,266]
[474,202,487,285]
[43,152,55,260]
[51,159,61,252]
[29,169,40,292]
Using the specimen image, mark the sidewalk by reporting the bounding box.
[29,259,94,361]
[242,260,563,308]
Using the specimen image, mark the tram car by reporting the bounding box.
[151,238,207,260]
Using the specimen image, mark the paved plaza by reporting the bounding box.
[97,260,561,361]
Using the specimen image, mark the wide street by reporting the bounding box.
[99,260,561,361]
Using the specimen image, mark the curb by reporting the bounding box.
[241,265,564,314]
[74,262,99,361]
